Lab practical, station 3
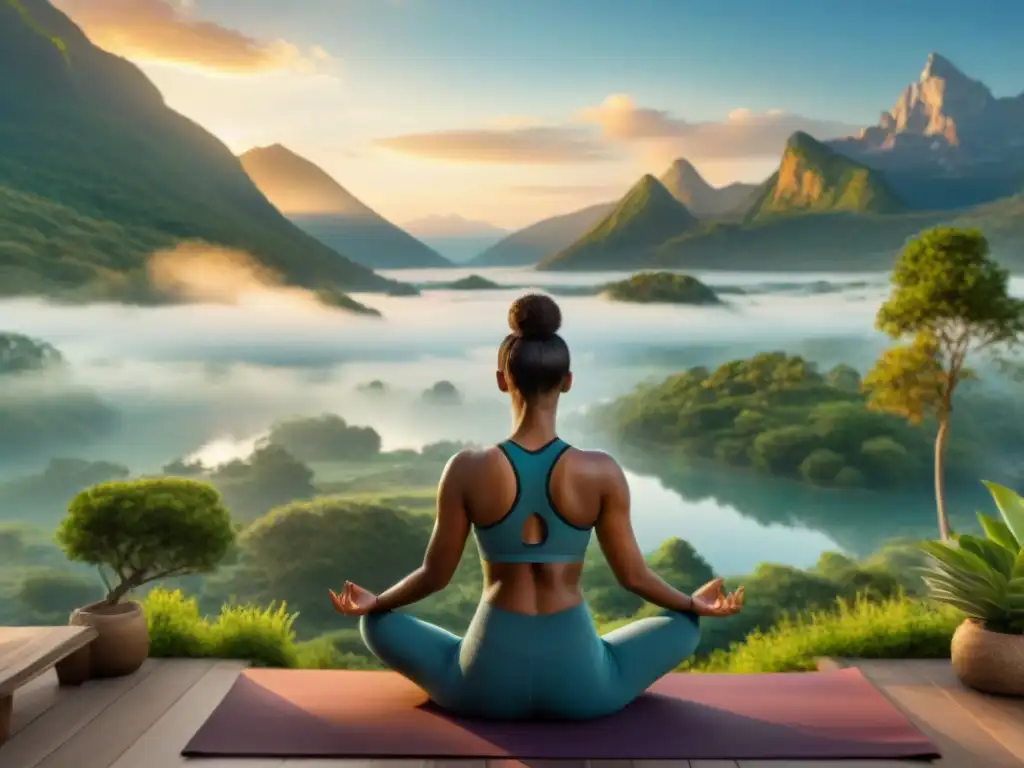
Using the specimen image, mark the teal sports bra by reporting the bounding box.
[473,437,593,563]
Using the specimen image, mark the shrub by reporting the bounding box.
[799,448,846,485]
[56,478,235,604]
[685,595,960,673]
[144,588,299,667]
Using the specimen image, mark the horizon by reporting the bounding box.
[50,0,1024,230]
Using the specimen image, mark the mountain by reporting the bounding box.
[828,53,1024,209]
[402,215,510,263]
[0,0,410,309]
[470,201,616,267]
[239,145,450,269]
[537,175,698,270]
[659,159,757,218]
[531,129,1024,273]
[747,132,906,219]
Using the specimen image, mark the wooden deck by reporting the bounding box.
[0,656,1021,768]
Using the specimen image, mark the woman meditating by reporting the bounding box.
[329,293,744,720]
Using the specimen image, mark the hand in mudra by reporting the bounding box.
[328,581,378,617]
[690,577,744,618]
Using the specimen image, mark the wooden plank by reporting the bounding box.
[35,658,215,768]
[106,660,279,768]
[9,670,64,737]
[917,659,1024,763]
[0,628,97,697]
[855,660,1020,768]
[0,659,159,768]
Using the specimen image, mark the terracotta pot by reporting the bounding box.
[70,599,149,678]
[950,619,1024,697]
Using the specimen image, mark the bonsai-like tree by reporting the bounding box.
[56,477,236,605]
[862,228,1024,540]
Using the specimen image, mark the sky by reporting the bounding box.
[52,0,1024,230]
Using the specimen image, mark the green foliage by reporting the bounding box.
[16,570,103,621]
[878,228,1024,347]
[0,6,410,306]
[689,595,960,673]
[267,414,382,463]
[600,271,722,305]
[917,480,1024,634]
[144,588,298,667]
[596,351,955,489]
[0,332,63,374]
[56,478,235,603]
[209,444,316,521]
[799,448,845,485]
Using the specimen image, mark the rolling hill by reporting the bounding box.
[469,201,616,266]
[0,0,411,309]
[659,159,757,218]
[537,175,699,270]
[239,145,450,270]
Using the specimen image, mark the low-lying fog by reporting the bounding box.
[2,267,1019,574]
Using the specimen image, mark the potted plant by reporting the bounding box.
[55,477,235,678]
[917,479,1024,696]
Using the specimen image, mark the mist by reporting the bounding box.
[1,266,1020,478]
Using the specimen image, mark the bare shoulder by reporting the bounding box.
[443,445,503,477]
[565,447,626,482]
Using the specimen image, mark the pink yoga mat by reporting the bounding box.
[182,668,940,761]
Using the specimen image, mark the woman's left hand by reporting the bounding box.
[328,581,378,616]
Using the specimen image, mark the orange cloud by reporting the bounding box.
[374,126,614,165]
[578,95,861,159]
[53,0,334,74]
[506,183,624,197]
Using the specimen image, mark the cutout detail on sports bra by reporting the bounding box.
[520,513,548,546]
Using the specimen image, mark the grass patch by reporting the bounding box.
[145,588,300,668]
[686,594,960,673]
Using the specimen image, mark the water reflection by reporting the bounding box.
[619,450,987,575]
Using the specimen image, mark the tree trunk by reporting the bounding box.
[934,417,952,541]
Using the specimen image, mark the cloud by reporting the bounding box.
[577,94,861,159]
[374,126,614,165]
[53,0,334,74]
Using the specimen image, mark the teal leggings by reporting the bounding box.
[360,600,700,720]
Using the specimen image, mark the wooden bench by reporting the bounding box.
[0,626,97,745]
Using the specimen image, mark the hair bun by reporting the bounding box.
[508,293,562,339]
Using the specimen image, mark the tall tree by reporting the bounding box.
[862,228,1024,540]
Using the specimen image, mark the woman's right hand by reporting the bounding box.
[689,577,744,618]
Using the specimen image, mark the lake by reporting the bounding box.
[0,265,1011,576]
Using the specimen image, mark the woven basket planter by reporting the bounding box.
[951,619,1024,697]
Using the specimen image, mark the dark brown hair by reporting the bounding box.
[498,293,570,399]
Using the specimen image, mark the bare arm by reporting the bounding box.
[594,456,695,613]
[370,451,472,613]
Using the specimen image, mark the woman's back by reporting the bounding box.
[456,437,614,615]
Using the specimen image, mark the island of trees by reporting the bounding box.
[599,271,722,305]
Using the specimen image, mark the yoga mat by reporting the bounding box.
[183,668,940,761]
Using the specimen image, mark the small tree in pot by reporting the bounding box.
[56,477,235,678]
[917,480,1024,696]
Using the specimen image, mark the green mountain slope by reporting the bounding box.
[748,132,906,219]
[537,175,698,270]
[470,201,616,266]
[240,145,451,269]
[0,0,411,307]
